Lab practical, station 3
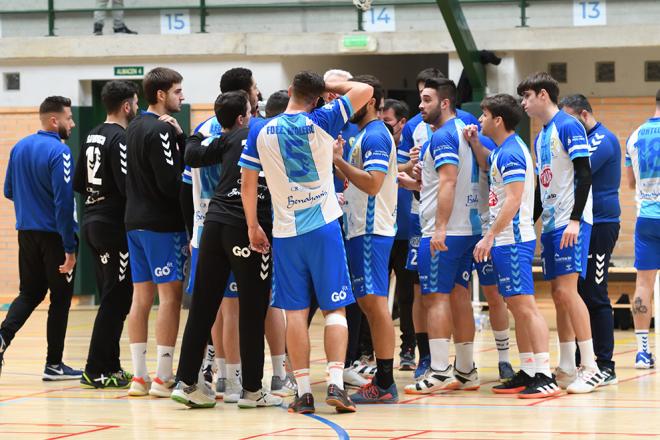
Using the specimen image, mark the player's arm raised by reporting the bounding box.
[325,80,373,116]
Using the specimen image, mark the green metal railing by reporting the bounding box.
[0,0,538,36]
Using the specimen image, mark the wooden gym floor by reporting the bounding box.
[0,302,659,440]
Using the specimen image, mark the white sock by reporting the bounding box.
[558,341,577,372]
[156,345,174,381]
[493,329,510,363]
[272,354,286,380]
[577,339,598,370]
[636,330,650,353]
[520,352,535,377]
[227,363,241,382]
[215,358,226,379]
[534,352,551,378]
[130,342,148,380]
[455,342,474,373]
[429,338,450,371]
[327,361,344,390]
[203,345,215,369]
[294,368,311,396]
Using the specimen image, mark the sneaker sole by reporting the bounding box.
[445,381,479,391]
[271,389,296,397]
[492,386,526,395]
[171,394,216,408]
[326,397,357,413]
[566,386,597,394]
[518,389,562,399]
[43,375,82,381]
[634,362,654,369]
[288,406,315,414]
[404,383,454,395]
[149,390,173,398]
[128,389,149,396]
[399,364,416,371]
[600,378,618,386]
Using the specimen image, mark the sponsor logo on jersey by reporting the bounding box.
[232,246,252,258]
[488,189,498,207]
[154,262,174,277]
[331,285,350,302]
[540,166,553,188]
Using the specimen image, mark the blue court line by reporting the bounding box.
[304,413,350,440]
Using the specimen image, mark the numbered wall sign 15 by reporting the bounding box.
[573,0,606,26]
[161,9,191,35]
[363,5,396,32]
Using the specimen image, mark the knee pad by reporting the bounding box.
[325,312,348,328]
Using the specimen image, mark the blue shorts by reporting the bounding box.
[473,259,496,286]
[491,240,536,297]
[405,214,421,271]
[186,246,238,298]
[635,217,660,270]
[540,222,591,280]
[346,234,395,298]
[418,235,480,294]
[271,220,355,311]
[127,230,187,284]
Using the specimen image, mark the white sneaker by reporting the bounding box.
[270,373,297,397]
[237,389,283,408]
[171,381,216,408]
[223,375,242,403]
[128,376,151,396]
[404,366,455,394]
[554,367,577,390]
[447,365,480,391]
[566,367,605,394]
[352,358,377,377]
[343,367,370,388]
[149,376,175,397]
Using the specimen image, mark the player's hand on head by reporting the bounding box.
[560,219,580,250]
[248,224,270,254]
[159,114,183,135]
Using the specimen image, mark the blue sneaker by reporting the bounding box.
[43,363,83,381]
[414,355,430,380]
[350,378,398,404]
[635,351,655,369]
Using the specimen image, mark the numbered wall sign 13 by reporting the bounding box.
[573,0,606,26]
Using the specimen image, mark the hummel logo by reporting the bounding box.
[159,132,169,141]
[162,353,172,358]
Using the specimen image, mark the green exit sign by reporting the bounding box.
[339,34,376,53]
[114,66,144,76]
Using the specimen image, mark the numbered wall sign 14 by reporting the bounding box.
[363,5,396,32]
[573,0,606,26]
[161,9,191,35]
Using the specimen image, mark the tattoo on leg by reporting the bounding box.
[633,297,648,315]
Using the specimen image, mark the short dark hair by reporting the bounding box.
[352,74,384,109]
[416,67,446,85]
[291,71,325,105]
[383,98,409,120]
[558,94,593,114]
[480,94,523,131]
[424,77,457,111]
[517,72,560,104]
[220,68,253,94]
[214,90,249,129]
[143,67,183,105]
[39,96,71,115]
[265,90,289,118]
[101,80,138,113]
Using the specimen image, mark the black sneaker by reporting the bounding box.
[599,367,618,386]
[399,347,416,371]
[93,23,103,35]
[80,370,131,389]
[113,25,137,34]
[325,384,356,413]
[518,373,561,399]
[492,370,534,394]
[288,392,315,414]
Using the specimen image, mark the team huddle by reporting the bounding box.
[0,65,659,414]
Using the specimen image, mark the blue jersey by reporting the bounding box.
[534,110,593,232]
[4,130,76,252]
[239,96,353,238]
[343,119,398,239]
[626,116,660,219]
[587,122,621,223]
[333,121,360,193]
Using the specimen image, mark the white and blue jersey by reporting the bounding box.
[626,116,660,219]
[535,110,593,233]
[487,134,536,246]
[343,119,398,239]
[333,121,360,193]
[588,122,621,224]
[419,117,483,237]
[239,96,353,238]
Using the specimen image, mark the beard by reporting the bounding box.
[421,107,441,125]
[127,107,137,123]
[350,105,368,124]
[57,123,70,140]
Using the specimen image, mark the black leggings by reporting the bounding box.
[83,222,133,374]
[176,221,271,391]
[0,231,75,364]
